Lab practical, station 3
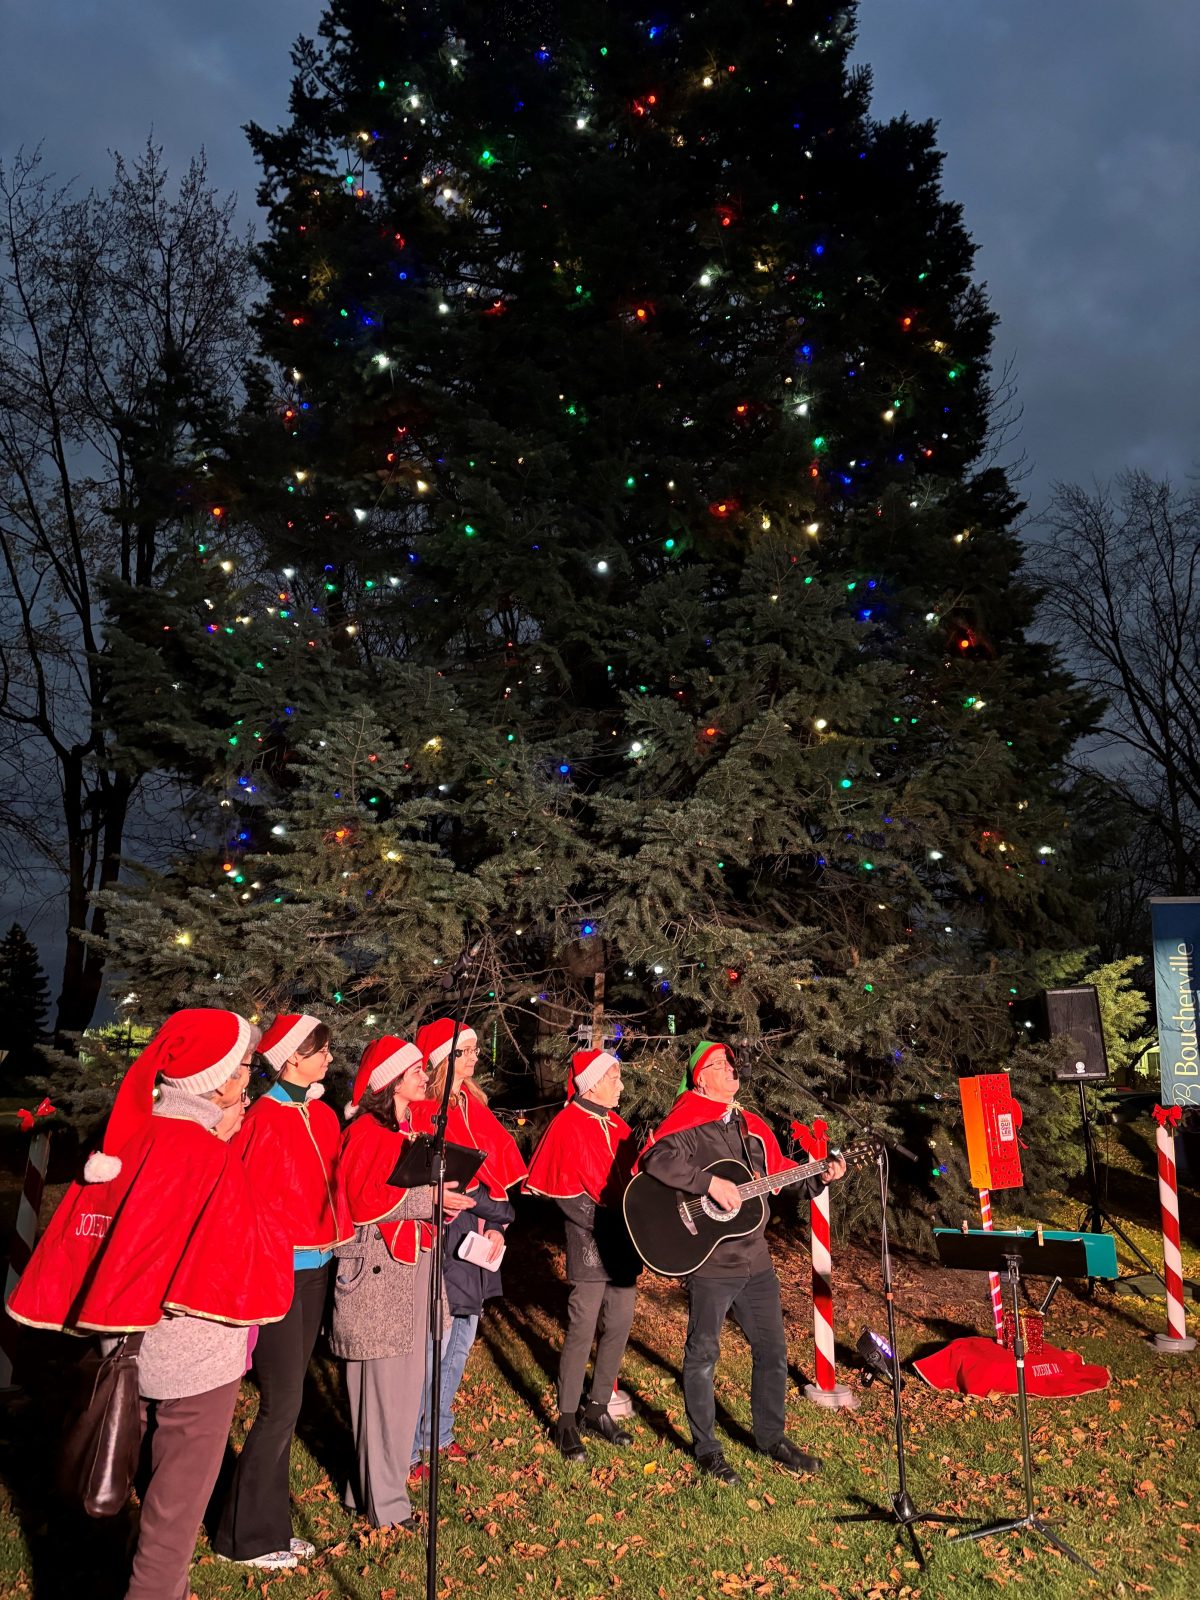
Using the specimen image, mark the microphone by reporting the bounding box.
[441,941,482,991]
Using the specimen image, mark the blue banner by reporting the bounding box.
[1150,898,1200,1107]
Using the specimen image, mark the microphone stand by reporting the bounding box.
[838,1146,963,1567]
[423,947,484,1600]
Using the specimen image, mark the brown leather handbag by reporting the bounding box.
[57,1332,145,1517]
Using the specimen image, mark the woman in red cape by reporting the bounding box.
[329,1036,475,1530]
[213,1014,353,1572]
[407,1018,526,1478]
[7,1008,292,1600]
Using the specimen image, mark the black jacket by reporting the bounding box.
[640,1109,823,1279]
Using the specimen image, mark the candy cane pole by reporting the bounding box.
[1152,1116,1196,1354]
[978,1188,1006,1342]
[803,1180,857,1410]
[0,1127,51,1389]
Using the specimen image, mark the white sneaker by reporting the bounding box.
[241,1550,298,1570]
[290,1537,316,1559]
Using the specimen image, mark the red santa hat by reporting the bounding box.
[83,1008,252,1184]
[258,1012,322,1071]
[569,1050,619,1100]
[346,1035,423,1119]
[415,1017,477,1071]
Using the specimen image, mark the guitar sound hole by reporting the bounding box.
[700,1195,741,1222]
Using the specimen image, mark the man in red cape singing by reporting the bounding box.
[525,1049,641,1461]
[637,1041,845,1486]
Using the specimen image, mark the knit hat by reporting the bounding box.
[258,1012,322,1071]
[346,1035,424,1119]
[569,1050,619,1100]
[83,1008,253,1184]
[686,1039,732,1091]
[415,1017,477,1070]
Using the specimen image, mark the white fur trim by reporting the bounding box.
[305,1083,325,1102]
[171,1014,253,1096]
[426,1026,477,1068]
[262,1014,320,1071]
[344,1102,359,1121]
[573,1051,619,1099]
[84,1150,123,1184]
[368,1041,422,1092]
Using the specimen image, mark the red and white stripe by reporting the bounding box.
[0,1128,50,1388]
[978,1188,1005,1342]
[810,1183,837,1390]
[1156,1121,1189,1343]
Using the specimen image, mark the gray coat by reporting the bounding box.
[329,1186,448,1361]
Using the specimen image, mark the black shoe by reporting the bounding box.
[768,1437,822,1474]
[554,1419,587,1462]
[697,1450,740,1485]
[579,1402,633,1447]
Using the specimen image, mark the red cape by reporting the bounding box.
[411,1092,527,1200]
[7,1117,292,1334]
[338,1114,428,1264]
[525,1101,638,1206]
[635,1091,795,1176]
[914,1337,1110,1398]
[234,1095,353,1252]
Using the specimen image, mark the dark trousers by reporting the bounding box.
[126,1377,241,1600]
[213,1264,329,1559]
[682,1268,787,1460]
[557,1280,638,1417]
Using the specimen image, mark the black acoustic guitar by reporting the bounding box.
[623,1140,879,1278]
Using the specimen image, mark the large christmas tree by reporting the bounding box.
[99,1,1097,1204]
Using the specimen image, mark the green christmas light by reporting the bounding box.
[479,149,495,167]
[839,778,852,789]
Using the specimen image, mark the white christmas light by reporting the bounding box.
[596,559,609,573]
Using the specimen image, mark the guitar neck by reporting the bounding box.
[736,1157,826,1201]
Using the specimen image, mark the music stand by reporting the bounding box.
[838,1149,964,1567]
[933,1232,1100,1576]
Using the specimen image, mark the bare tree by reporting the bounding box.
[0,142,255,1037]
[1035,470,1200,901]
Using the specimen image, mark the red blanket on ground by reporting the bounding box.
[913,1336,1110,1397]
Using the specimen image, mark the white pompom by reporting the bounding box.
[343,1102,359,1121]
[83,1150,123,1184]
[306,1084,326,1102]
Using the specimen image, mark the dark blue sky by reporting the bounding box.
[2,1,1195,514]
[1,2,1197,967]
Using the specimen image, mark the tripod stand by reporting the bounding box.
[1073,1079,1162,1285]
[933,1236,1100,1576]
[839,1148,962,1568]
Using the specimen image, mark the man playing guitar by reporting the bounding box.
[637,1042,846,1486]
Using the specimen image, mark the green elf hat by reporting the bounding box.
[682,1039,731,1094]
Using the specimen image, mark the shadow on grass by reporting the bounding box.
[0,1338,134,1599]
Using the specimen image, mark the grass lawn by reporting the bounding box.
[1,1149,1198,1599]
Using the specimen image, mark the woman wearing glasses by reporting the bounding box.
[214,1013,351,1572]
[7,1008,291,1600]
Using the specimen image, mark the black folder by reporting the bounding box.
[388,1133,486,1189]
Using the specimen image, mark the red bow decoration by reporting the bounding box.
[790,1117,828,1161]
[1153,1104,1183,1131]
[16,1098,56,1132]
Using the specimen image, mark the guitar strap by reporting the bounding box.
[733,1109,763,1177]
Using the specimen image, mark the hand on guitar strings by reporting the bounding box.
[706,1174,743,1214]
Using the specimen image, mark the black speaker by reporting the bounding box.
[1044,986,1109,1081]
